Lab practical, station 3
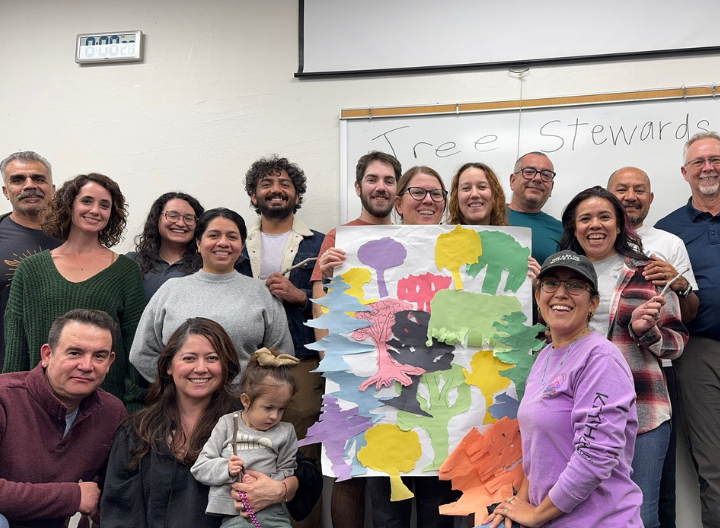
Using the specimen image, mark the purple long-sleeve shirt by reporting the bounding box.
[517,332,643,527]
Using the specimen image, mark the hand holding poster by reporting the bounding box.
[302,224,545,518]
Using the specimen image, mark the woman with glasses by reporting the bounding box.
[368,166,459,528]
[555,186,687,528]
[130,207,293,382]
[447,162,541,278]
[484,250,643,528]
[128,192,205,301]
[2,173,147,408]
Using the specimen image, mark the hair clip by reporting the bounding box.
[254,347,300,367]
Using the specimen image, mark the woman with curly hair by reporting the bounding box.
[447,162,507,226]
[2,173,147,408]
[447,162,541,279]
[127,192,204,300]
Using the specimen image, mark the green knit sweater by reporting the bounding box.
[2,250,147,407]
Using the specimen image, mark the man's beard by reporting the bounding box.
[360,191,393,218]
[258,194,294,220]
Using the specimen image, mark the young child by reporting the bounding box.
[191,348,299,528]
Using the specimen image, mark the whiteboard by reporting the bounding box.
[300,0,720,75]
[341,95,720,227]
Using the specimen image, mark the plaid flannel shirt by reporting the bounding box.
[606,257,688,434]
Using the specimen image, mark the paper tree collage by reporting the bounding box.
[300,224,546,519]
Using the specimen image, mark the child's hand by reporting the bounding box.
[228,455,244,478]
[241,473,258,484]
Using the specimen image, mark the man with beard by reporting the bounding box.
[506,151,563,263]
[0,151,60,368]
[657,131,720,528]
[237,155,325,528]
[608,166,698,528]
[310,150,401,528]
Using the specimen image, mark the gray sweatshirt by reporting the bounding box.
[130,270,293,382]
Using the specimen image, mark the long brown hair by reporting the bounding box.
[447,162,508,226]
[127,318,241,467]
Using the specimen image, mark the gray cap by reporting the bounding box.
[537,250,598,291]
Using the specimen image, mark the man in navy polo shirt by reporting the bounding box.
[656,131,720,528]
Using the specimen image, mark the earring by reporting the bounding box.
[589,311,595,319]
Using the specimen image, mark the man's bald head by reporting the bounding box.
[607,166,654,227]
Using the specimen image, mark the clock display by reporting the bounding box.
[76,31,143,64]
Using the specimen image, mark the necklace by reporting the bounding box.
[541,327,590,384]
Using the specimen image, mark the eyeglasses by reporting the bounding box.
[540,279,590,296]
[515,167,556,182]
[685,157,720,170]
[163,210,197,225]
[402,187,448,202]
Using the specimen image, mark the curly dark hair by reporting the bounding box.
[127,317,241,467]
[41,173,127,247]
[559,186,647,261]
[244,155,307,214]
[134,192,204,274]
[448,162,508,226]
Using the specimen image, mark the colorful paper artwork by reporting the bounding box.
[300,225,545,516]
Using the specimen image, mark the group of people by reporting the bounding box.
[0,130,718,528]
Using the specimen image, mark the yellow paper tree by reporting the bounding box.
[435,225,483,290]
[357,424,422,501]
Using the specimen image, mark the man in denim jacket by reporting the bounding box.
[236,155,324,528]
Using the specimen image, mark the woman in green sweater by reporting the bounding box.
[2,173,147,408]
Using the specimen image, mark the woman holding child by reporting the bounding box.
[101,318,321,527]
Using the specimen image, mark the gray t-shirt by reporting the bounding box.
[0,215,61,367]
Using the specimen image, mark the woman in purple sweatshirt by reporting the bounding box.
[484,250,643,528]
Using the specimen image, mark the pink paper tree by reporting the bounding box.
[397,272,452,312]
[353,298,426,391]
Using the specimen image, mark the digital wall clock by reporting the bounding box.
[75,30,143,64]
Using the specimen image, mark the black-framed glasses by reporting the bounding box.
[540,279,590,296]
[515,167,556,182]
[685,157,720,170]
[402,187,448,202]
[163,210,197,225]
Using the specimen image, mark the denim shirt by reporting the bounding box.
[236,217,324,358]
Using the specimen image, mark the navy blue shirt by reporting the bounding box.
[656,199,720,341]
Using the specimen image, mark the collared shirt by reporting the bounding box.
[126,251,192,301]
[656,199,720,341]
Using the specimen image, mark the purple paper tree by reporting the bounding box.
[298,395,373,481]
[357,237,407,298]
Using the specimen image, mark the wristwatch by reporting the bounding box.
[677,283,693,299]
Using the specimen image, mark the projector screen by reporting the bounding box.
[299,0,720,76]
